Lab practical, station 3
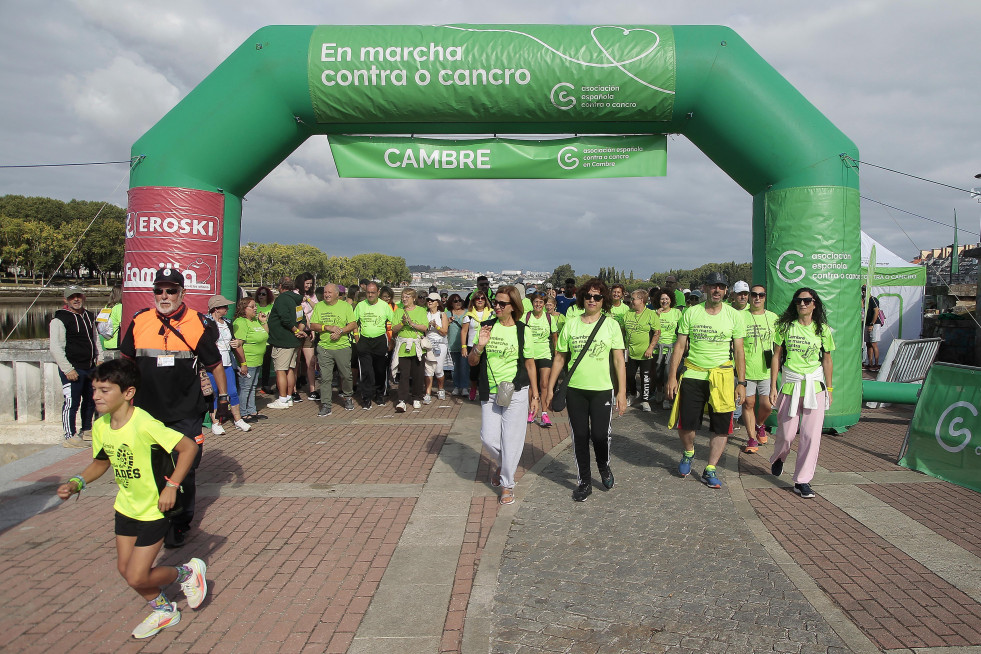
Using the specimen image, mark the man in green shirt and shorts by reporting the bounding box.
[666,272,746,489]
[310,284,357,416]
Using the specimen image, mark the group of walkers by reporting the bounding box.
[49,265,838,640]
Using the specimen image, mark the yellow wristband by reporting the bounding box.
[826,386,833,391]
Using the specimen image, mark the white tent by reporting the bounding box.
[860,231,926,359]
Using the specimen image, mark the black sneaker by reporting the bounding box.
[771,459,784,477]
[375,395,385,406]
[362,399,372,410]
[572,483,592,502]
[344,397,355,411]
[317,404,331,417]
[291,392,303,403]
[599,467,615,490]
[308,391,321,401]
[794,483,816,498]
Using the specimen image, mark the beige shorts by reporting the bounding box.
[272,346,299,371]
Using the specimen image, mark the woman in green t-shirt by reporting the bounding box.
[653,290,682,409]
[254,286,275,393]
[545,278,627,503]
[468,286,538,506]
[392,288,428,413]
[233,297,269,422]
[525,292,558,428]
[623,289,660,412]
[768,287,835,500]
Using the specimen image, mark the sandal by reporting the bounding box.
[491,467,502,487]
[500,488,515,505]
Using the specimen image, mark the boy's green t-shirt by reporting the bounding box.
[310,300,356,350]
[742,310,779,381]
[622,308,661,360]
[656,308,682,345]
[232,316,269,366]
[394,305,428,356]
[524,311,557,360]
[556,316,625,391]
[92,407,184,521]
[484,322,535,393]
[775,320,836,392]
[677,303,746,380]
[354,299,394,339]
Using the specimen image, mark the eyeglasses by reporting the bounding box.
[796,297,814,305]
[492,300,510,308]
[751,292,766,298]
[584,293,604,302]
[153,287,180,296]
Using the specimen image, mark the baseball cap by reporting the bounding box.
[704,272,728,286]
[207,295,234,311]
[63,285,85,300]
[527,286,537,294]
[690,289,704,300]
[427,292,441,301]
[733,281,750,293]
[153,267,185,288]
[544,282,554,289]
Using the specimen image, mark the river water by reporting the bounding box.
[0,296,109,341]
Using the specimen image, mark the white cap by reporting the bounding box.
[733,281,750,293]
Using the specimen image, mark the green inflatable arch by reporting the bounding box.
[127,24,862,430]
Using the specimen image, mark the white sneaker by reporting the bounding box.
[451,388,461,396]
[423,394,432,405]
[639,401,651,412]
[132,603,181,639]
[395,401,407,413]
[626,396,634,407]
[266,399,291,410]
[413,400,422,409]
[437,390,445,400]
[234,419,251,432]
[179,558,208,609]
[211,422,225,435]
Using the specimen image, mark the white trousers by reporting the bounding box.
[480,387,530,489]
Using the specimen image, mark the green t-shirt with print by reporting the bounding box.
[556,316,625,391]
[677,303,746,380]
[775,320,836,392]
[354,299,394,339]
[92,407,184,521]
[232,316,269,366]
[609,302,631,329]
[394,305,428,356]
[484,321,535,393]
[622,308,661,360]
[524,311,557,360]
[656,308,682,345]
[742,310,779,381]
[310,300,356,350]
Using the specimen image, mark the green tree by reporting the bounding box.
[1,216,29,284]
[546,263,576,287]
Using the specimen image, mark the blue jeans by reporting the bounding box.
[453,351,470,391]
[239,366,261,416]
[207,365,240,410]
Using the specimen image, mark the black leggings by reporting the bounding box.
[625,358,652,401]
[566,386,614,485]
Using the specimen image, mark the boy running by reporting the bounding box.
[56,358,208,639]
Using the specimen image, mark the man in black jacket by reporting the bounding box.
[49,285,99,448]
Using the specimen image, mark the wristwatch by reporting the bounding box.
[218,394,229,400]
[736,381,747,386]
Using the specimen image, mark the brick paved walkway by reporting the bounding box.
[3,390,981,653]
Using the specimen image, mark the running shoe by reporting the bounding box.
[291,392,303,403]
[639,401,651,412]
[452,388,461,396]
[233,419,251,432]
[437,389,445,400]
[395,401,406,413]
[307,391,320,401]
[266,399,291,410]
[62,434,87,449]
[527,410,535,424]
[469,388,477,401]
[362,399,372,410]
[423,394,432,405]
[180,558,208,609]
[132,604,181,639]
[413,400,422,409]
[701,468,722,489]
[600,467,615,490]
[318,404,331,417]
[211,423,225,435]
[743,437,759,454]
[540,413,553,428]
[771,458,784,477]
[678,452,694,477]
[572,483,592,502]
[345,397,355,411]
[756,424,768,444]
[794,483,816,498]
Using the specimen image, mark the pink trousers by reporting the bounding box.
[769,391,827,484]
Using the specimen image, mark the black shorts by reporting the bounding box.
[534,358,552,370]
[677,377,733,435]
[115,511,170,547]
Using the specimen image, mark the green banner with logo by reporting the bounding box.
[899,363,981,493]
[328,135,666,179]
[308,25,676,125]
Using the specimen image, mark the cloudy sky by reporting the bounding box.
[2,0,979,278]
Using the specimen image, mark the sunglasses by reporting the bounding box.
[796,297,815,305]
[584,293,604,302]
[153,287,181,296]
[257,292,267,296]
[751,292,766,298]
[427,299,439,302]
[492,300,510,308]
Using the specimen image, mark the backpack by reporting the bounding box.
[525,310,551,327]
